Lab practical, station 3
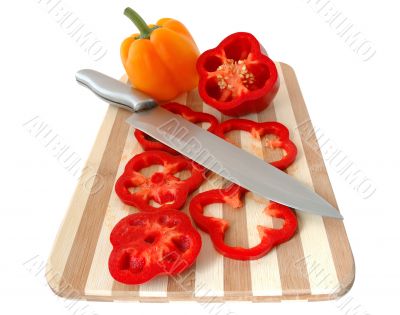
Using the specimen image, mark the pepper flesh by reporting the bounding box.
[115,151,205,212]
[217,119,297,170]
[189,184,298,260]
[196,32,279,116]
[109,210,202,284]
[121,8,199,101]
[134,102,222,154]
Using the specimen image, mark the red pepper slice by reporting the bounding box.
[189,185,297,260]
[134,102,222,154]
[196,32,279,117]
[109,210,202,284]
[115,150,205,212]
[217,119,297,170]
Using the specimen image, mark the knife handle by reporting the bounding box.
[75,69,157,112]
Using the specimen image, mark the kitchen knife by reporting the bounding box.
[76,69,343,219]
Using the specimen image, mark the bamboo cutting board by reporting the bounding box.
[46,63,354,302]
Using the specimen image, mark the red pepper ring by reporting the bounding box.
[115,150,205,212]
[217,119,297,170]
[189,184,298,260]
[134,102,222,154]
[109,210,202,284]
[196,32,279,117]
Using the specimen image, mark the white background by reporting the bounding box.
[0,0,398,314]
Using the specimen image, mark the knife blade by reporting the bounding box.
[76,69,343,219]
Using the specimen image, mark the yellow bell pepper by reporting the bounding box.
[121,7,200,101]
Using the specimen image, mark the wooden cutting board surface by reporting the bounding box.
[46,63,354,302]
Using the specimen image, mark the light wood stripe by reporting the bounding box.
[194,202,225,299]
[240,111,283,296]
[139,92,190,299]
[61,108,131,294]
[281,63,355,296]
[193,96,225,298]
[257,104,311,296]
[84,123,141,297]
[221,113,252,297]
[166,92,198,299]
[275,63,340,295]
[46,106,118,293]
[138,160,169,298]
[139,277,169,298]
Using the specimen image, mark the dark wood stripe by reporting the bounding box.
[61,108,131,294]
[167,265,197,299]
[112,280,140,297]
[281,63,355,294]
[221,114,252,297]
[186,89,202,111]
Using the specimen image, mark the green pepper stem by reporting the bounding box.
[124,7,153,39]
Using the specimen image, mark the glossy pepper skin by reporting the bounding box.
[121,7,200,101]
[134,102,222,154]
[189,185,297,260]
[115,151,205,212]
[217,119,297,170]
[109,210,202,284]
[196,32,279,117]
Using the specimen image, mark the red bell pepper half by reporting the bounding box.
[189,184,297,260]
[217,119,297,170]
[134,102,221,154]
[115,150,205,212]
[109,210,202,284]
[196,32,279,117]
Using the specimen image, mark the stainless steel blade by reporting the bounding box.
[76,68,343,219]
[127,107,343,219]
